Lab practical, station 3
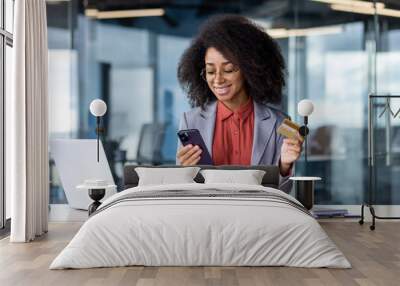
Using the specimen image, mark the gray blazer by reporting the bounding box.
[177,100,293,193]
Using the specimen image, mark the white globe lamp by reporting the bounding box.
[298,99,314,117]
[90,99,107,117]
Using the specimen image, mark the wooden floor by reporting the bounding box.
[0,221,399,286]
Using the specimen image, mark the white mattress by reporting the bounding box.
[50,183,351,269]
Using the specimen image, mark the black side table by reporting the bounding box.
[290,177,321,210]
[77,183,116,216]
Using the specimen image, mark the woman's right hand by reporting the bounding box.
[177,144,202,166]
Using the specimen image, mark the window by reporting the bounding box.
[5,0,12,33]
[0,0,13,231]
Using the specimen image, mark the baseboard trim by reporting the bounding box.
[315,205,400,222]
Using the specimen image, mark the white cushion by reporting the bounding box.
[135,167,201,186]
[200,169,266,185]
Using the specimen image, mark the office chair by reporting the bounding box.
[136,123,166,165]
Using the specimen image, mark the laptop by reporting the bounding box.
[50,139,117,210]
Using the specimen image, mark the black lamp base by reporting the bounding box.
[295,180,315,210]
[88,188,105,216]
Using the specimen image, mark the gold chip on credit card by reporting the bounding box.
[277,119,304,141]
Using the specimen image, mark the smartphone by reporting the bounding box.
[177,129,214,165]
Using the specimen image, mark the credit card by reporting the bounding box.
[277,119,304,141]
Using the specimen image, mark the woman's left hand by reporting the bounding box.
[279,138,303,176]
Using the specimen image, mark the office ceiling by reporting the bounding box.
[82,0,325,20]
[84,0,265,14]
[47,1,400,34]
[81,0,400,28]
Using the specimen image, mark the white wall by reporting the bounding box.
[48,50,79,138]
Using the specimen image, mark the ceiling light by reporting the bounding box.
[85,8,165,19]
[85,9,98,18]
[46,0,70,3]
[331,4,400,18]
[311,0,385,9]
[266,25,343,38]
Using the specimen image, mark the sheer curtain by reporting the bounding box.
[9,0,49,242]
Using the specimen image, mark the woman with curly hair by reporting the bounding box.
[176,15,302,192]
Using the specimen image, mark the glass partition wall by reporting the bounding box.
[47,0,76,205]
[374,0,400,205]
[47,0,400,210]
[287,1,385,204]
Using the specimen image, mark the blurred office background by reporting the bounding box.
[45,0,400,206]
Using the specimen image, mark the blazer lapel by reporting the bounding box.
[199,101,217,155]
[251,102,275,165]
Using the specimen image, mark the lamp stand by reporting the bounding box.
[94,116,106,163]
[299,116,309,174]
[95,116,99,162]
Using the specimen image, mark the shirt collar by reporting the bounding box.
[217,101,234,121]
[217,99,254,122]
[235,99,253,120]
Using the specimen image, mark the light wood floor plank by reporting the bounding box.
[0,222,400,285]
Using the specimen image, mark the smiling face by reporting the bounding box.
[204,47,248,110]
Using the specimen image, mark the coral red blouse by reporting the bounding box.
[212,100,254,165]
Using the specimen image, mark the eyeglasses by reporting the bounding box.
[200,66,240,81]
